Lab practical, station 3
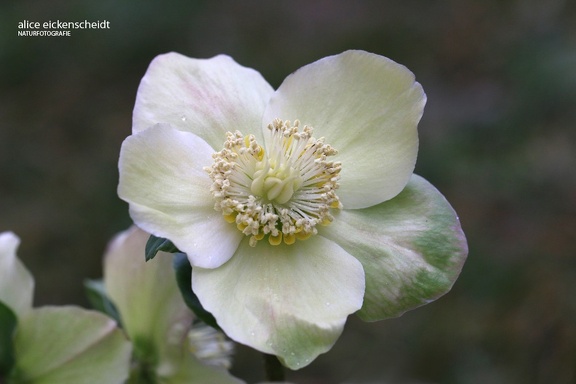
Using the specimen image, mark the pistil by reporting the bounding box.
[206,119,342,246]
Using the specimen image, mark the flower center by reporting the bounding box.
[206,118,342,246]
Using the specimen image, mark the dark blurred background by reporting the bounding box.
[1,0,575,383]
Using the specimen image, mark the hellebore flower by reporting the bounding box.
[0,232,132,384]
[102,226,242,384]
[118,50,468,369]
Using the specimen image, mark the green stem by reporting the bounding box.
[263,353,285,382]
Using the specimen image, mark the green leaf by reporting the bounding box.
[0,300,17,376]
[172,253,220,330]
[84,279,122,326]
[145,235,179,261]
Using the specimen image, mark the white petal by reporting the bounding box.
[133,52,274,149]
[118,124,243,268]
[12,306,131,384]
[263,50,425,208]
[0,232,34,317]
[104,227,191,361]
[192,237,365,370]
[319,174,468,321]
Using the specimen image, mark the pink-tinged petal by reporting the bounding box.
[263,50,425,208]
[192,237,365,370]
[118,124,243,268]
[0,232,34,317]
[320,174,468,321]
[133,52,274,149]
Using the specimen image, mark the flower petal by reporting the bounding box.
[133,52,274,149]
[104,226,192,361]
[319,174,468,321]
[159,352,244,384]
[263,50,425,208]
[118,124,243,268]
[192,237,365,370]
[11,306,131,384]
[0,232,34,317]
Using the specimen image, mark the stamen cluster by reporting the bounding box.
[205,119,342,246]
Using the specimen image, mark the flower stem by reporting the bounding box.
[263,353,285,382]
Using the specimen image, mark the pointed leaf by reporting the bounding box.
[84,279,122,326]
[173,253,220,331]
[0,300,17,375]
[145,235,179,261]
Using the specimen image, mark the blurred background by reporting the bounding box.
[1,0,575,383]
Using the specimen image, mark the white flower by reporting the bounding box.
[118,50,468,369]
[0,232,131,384]
[102,226,242,383]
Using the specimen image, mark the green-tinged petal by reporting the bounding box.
[133,52,274,149]
[157,346,244,384]
[10,306,131,384]
[104,226,194,364]
[262,50,425,209]
[0,232,34,317]
[118,124,243,268]
[320,174,468,321]
[192,237,365,370]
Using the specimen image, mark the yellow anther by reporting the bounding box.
[330,201,342,209]
[283,233,296,245]
[224,213,237,223]
[295,232,312,241]
[269,233,282,246]
[256,147,265,161]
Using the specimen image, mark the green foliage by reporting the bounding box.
[84,279,122,326]
[0,301,17,376]
[145,235,179,261]
[172,253,220,331]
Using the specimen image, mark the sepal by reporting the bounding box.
[145,235,180,261]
